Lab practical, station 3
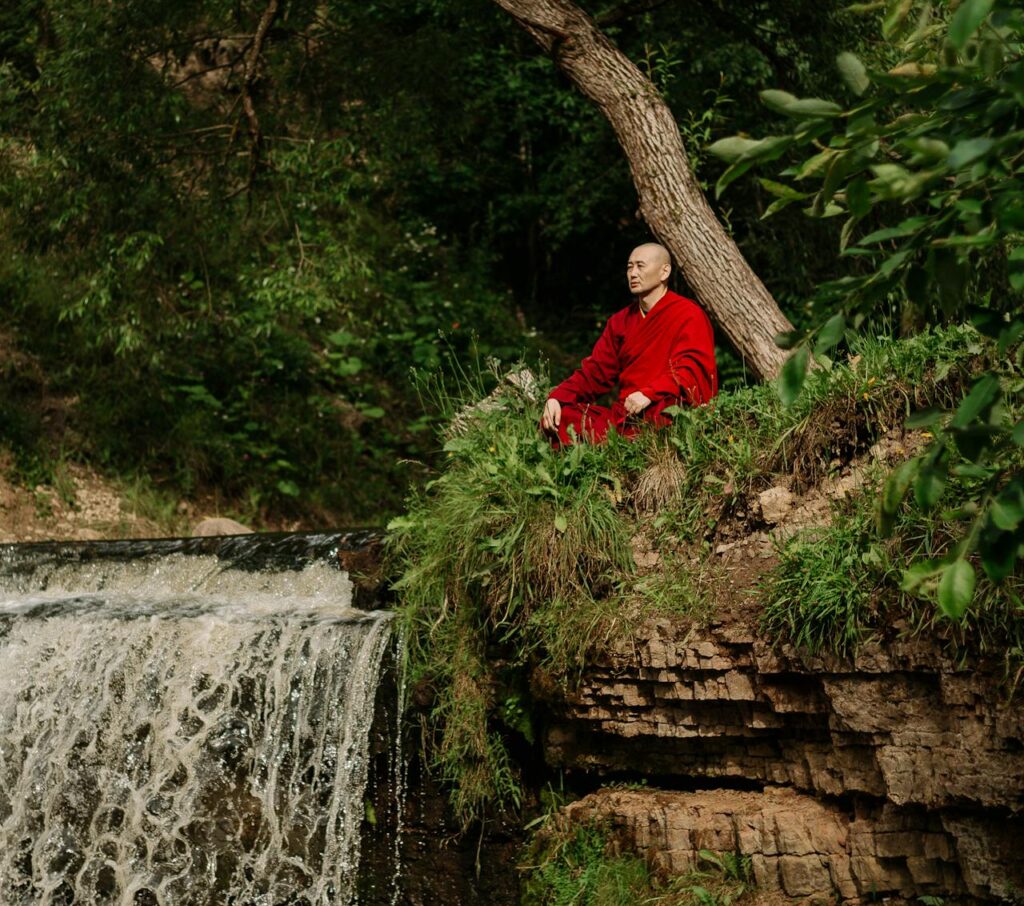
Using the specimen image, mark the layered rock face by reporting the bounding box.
[540,618,1024,902]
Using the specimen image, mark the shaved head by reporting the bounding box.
[631,242,671,268]
[626,243,672,307]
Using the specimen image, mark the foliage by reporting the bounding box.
[0,0,532,520]
[663,327,975,541]
[520,819,752,906]
[710,0,1024,617]
[386,328,1006,823]
[387,367,659,823]
[763,483,1024,674]
[0,0,893,517]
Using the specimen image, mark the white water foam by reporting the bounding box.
[0,555,393,905]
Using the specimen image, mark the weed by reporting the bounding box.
[520,819,753,906]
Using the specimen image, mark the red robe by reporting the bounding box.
[546,290,717,444]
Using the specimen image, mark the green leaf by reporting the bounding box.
[762,197,802,218]
[837,51,870,95]
[979,37,1004,76]
[990,479,1024,531]
[904,137,951,163]
[778,346,809,406]
[900,558,944,593]
[857,216,931,245]
[979,523,1019,582]
[796,148,841,180]
[760,89,842,119]
[1012,420,1024,446]
[905,407,945,428]
[758,178,810,200]
[707,136,766,163]
[878,456,920,536]
[774,329,806,350]
[846,178,870,217]
[947,137,995,170]
[950,374,1001,429]
[914,450,948,511]
[276,479,301,497]
[327,329,357,347]
[948,0,995,50]
[814,313,846,354]
[554,514,568,534]
[879,249,911,276]
[938,559,975,619]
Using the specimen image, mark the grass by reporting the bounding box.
[761,475,1024,674]
[386,324,1024,825]
[520,820,752,906]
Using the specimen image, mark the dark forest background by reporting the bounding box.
[0,0,961,523]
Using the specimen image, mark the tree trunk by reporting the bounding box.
[493,0,792,380]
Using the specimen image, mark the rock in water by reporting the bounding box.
[192,516,254,536]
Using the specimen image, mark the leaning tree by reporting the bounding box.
[493,0,793,380]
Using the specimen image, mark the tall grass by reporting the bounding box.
[387,325,1021,825]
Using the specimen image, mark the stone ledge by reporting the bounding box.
[540,619,1024,814]
[561,787,1023,903]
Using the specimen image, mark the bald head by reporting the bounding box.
[626,243,672,307]
[631,242,671,268]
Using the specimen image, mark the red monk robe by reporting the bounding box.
[546,290,717,445]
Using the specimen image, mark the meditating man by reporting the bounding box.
[540,242,717,445]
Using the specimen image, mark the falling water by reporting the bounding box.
[0,539,395,905]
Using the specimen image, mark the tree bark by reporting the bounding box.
[492,0,792,380]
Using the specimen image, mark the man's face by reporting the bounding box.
[626,247,670,296]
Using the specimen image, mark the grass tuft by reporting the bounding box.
[520,819,753,906]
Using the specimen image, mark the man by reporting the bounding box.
[540,243,717,445]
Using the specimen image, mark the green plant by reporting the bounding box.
[388,368,646,823]
[520,820,753,906]
[711,0,1024,619]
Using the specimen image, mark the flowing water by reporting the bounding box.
[0,536,396,905]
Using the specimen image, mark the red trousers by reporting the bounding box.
[543,400,672,446]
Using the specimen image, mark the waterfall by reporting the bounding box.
[0,540,395,905]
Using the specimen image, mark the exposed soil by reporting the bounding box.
[0,457,305,544]
[0,457,154,543]
[630,427,930,632]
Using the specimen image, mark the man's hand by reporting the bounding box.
[541,398,561,432]
[624,391,652,415]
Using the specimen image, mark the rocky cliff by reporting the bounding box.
[538,615,1024,902]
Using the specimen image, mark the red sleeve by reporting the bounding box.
[549,317,622,405]
[639,306,717,406]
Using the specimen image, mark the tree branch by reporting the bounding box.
[240,0,281,191]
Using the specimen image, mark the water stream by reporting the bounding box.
[0,536,395,905]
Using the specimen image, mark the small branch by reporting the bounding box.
[240,0,282,192]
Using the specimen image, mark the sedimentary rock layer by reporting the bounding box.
[539,618,1024,901]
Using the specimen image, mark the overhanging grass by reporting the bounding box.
[762,481,1024,675]
[387,324,1020,824]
